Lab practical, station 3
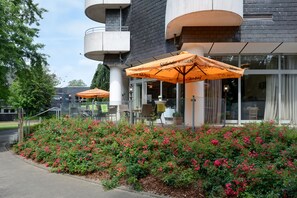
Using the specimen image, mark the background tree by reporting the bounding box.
[0,0,47,102]
[67,79,87,87]
[8,64,58,116]
[90,64,110,90]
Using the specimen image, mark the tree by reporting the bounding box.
[67,79,87,87]
[0,66,9,101]
[8,64,58,116]
[0,0,47,102]
[90,64,110,91]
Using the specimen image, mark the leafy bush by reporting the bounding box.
[13,118,297,197]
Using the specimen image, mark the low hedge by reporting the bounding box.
[13,118,297,197]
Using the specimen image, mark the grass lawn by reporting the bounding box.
[0,120,40,132]
[0,121,19,131]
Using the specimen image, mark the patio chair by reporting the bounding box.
[97,104,109,120]
[156,103,165,126]
[247,106,258,120]
[137,104,155,125]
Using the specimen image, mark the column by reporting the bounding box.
[109,66,122,106]
[181,43,205,127]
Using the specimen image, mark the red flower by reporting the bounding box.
[44,146,51,153]
[191,159,198,166]
[167,162,174,169]
[214,159,222,167]
[162,137,170,145]
[255,137,263,144]
[194,165,200,171]
[206,129,212,134]
[287,160,295,168]
[249,151,258,158]
[211,139,219,146]
[243,137,251,144]
[225,183,238,196]
[204,160,210,167]
[171,130,176,135]
[224,131,233,139]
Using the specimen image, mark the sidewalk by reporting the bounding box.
[0,130,164,198]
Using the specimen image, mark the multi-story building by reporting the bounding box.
[84,0,297,126]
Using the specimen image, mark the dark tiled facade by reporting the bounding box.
[102,0,297,67]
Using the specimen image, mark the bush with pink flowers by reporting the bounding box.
[13,118,297,197]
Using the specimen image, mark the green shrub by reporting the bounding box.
[13,118,297,197]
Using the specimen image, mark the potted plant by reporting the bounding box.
[173,112,183,125]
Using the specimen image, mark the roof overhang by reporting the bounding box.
[182,42,297,55]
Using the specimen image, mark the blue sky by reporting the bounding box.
[34,0,101,87]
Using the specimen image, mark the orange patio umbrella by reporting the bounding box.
[125,51,245,125]
[126,51,244,84]
[76,88,109,98]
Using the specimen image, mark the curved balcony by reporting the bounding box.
[165,0,243,39]
[85,0,131,23]
[84,27,130,61]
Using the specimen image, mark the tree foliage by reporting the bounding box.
[8,65,58,116]
[68,79,87,87]
[90,64,110,91]
[0,0,47,101]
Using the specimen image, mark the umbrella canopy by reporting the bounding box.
[126,51,244,84]
[76,88,109,98]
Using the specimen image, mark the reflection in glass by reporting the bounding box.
[241,55,278,70]
[282,55,297,69]
[223,79,238,121]
[241,75,279,121]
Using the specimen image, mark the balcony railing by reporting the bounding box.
[85,26,129,35]
[84,26,130,61]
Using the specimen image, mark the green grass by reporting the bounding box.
[0,120,40,132]
[0,121,19,131]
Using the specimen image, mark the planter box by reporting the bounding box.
[173,117,183,125]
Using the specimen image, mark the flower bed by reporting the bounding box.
[13,118,297,197]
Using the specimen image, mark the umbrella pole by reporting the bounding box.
[183,75,186,125]
[191,95,196,132]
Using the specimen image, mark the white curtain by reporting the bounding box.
[264,75,278,121]
[264,55,297,125]
[281,56,297,125]
[205,80,222,124]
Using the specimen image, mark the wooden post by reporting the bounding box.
[18,108,24,142]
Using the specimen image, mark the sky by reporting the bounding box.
[34,0,101,87]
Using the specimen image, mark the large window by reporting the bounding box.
[205,56,239,124]
[131,54,297,125]
[241,75,278,121]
